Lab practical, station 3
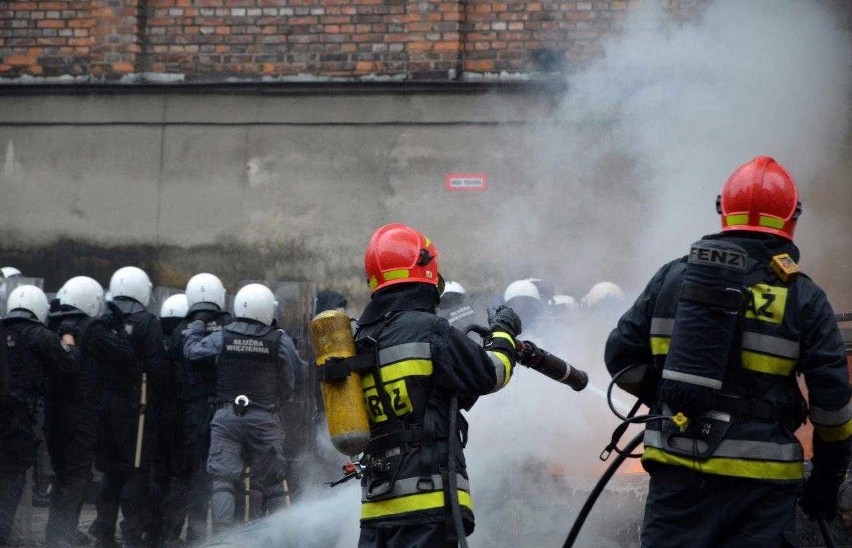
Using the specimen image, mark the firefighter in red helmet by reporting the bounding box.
[356,223,521,548]
[606,157,851,546]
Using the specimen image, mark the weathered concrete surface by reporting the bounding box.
[0,88,850,314]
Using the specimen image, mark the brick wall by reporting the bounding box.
[0,0,740,82]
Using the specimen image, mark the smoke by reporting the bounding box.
[204,1,852,546]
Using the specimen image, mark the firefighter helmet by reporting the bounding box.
[364,223,440,293]
[716,156,801,240]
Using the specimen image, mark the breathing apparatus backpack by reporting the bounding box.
[659,239,749,458]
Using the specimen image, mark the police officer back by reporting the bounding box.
[90,267,165,548]
[46,276,135,548]
[183,283,301,531]
[0,285,76,545]
[170,273,231,543]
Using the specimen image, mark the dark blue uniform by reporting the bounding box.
[606,233,852,547]
[0,314,76,544]
[46,312,135,548]
[90,297,165,547]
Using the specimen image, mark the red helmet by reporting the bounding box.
[716,156,801,240]
[364,223,440,293]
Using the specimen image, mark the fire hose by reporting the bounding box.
[563,364,838,548]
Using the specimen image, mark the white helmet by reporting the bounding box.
[109,266,153,307]
[233,283,277,326]
[160,293,189,319]
[503,279,541,303]
[7,285,49,324]
[57,276,105,318]
[185,273,226,310]
[582,281,626,309]
[1,267,21,279]
[552,294,579,311]
[441,281,466,297]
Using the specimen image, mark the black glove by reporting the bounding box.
[57,319,80,339]
[101,301,125,330]
[487,305,522,338]
[799,466,845,522]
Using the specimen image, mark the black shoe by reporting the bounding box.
[94,537,119,548]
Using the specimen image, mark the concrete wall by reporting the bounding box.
[1,86,851,312]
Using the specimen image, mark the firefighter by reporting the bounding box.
[0,286,77,545]
[46,276,135,548]
[183,283,302,531]
[605,157,851,546]
[356,223,521,547]
[90,267,165,548]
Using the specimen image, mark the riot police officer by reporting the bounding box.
[46,276,135,548]
[171,273,231,543]
[148,293,188,548]
[90,267,165,548]
[0,285,77,545]
[183,283,301,531]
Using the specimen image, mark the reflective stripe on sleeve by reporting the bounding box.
[488,351,512,392]
[661,369,723,390]
[650,318,675,336]
[814,419,852,442]
[650,336,670,356]
[489,331,516,349]
[810,401,852,427]
[361,489,473,520]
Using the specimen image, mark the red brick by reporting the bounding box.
[406,41,432,52]
[433,40,459,52]
[465,58,493,71]
[37,19,64,28]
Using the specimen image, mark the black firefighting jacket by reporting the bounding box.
[355,283,515,531]
[606,232,851,482]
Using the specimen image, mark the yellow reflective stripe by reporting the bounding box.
[493,350,512,388]
[815,418,852,442]
[490,331,516,349]
[740,350,796,376]
[650,336,670,356]
[368,277,378,290]
[642,447,803,481]
[360,489,473,520]
[759,215,785,229]
[361,359,433,390]
[383,269,410,282]
[726,214,749,226]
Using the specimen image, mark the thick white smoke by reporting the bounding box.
[224,1,851,546]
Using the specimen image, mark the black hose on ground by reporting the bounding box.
[563,430,645,548]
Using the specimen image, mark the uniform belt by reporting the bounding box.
[714,394,794,422]
[216,400,278,413]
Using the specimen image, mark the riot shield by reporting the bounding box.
[0,276,45,316]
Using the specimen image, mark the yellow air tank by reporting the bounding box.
[310,309,371,456]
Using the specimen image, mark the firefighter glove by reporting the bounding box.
[799,466,845,522]
[487,305,522,338]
